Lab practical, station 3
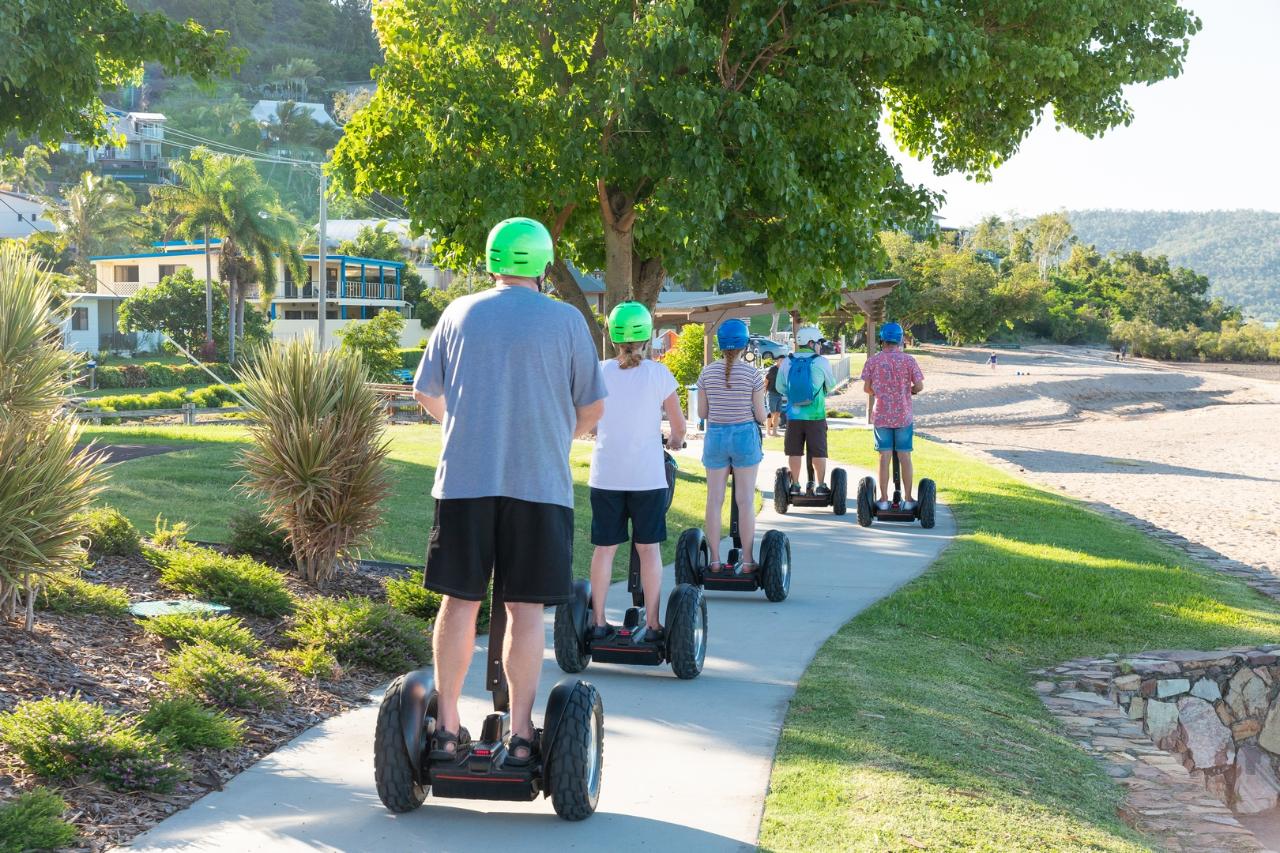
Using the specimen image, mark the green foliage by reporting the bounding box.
[383,570,442,621]
[227,509,292,563]
[662,323,706,410]
[119,268,223,351]
[0,0,237,144]
[80,506,141,557]
[92,362,235,390]
[150,546,294,617]
[140,613,261,654]
[0,788,78,853]
[0,698,185,792]
[284,596,431,673]
[151,515,191,550]
[160,641,289,709]
[41,172,140,291]
[38,573,130,616]
[336,309,406,382]
[268,645,339,679]
[1111,319,1280,363]
[139,696,245,751]
[334,0,1197,324]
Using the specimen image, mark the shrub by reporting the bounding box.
[238,340,392,588]
[80,507,141,557]
[150,546,294,617]
[140,613,261,654]
[227,510,292,563]
[0,788,77,853]
[38,574,130,616]
[0,698,185,792]
[160,641,289,710]
[139,696,244,751]
[285,596,431,673]
[151,515,191,550]
[383,570,442,620]
[269,646,339,679]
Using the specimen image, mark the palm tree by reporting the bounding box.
[269,58,321,101]
[42,173,138,292]
[149,148,302,362]
[0,145,51,194]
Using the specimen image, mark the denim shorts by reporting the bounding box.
[767,392,783,414]
[873,423,914,452]
[703,421,763,470]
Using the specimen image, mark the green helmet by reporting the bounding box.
[486,217,553,278]
[608,301,652,344]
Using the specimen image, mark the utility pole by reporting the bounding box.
[317,169,328,351]
[202,225,213,348]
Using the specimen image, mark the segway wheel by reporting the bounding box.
[373,674,429,813]
[856,476,875,527]
[546,681,604,821]
[665,584,707,680]
[831,468,848,516]
[553,598,590,674]
[760,529,791,602]
[918,478,937,529]
[773,467,790,515]
[674,528,707,587]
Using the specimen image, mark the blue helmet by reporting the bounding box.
[879,322,904,344]
[716,318,750,351]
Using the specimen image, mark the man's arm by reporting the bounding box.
[911,379,924,395]
[414,391,446,423]
[575,399,605,437]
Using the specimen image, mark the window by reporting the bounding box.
[158,264,184,280]
[326,306,339,319]
[303,310,318,320]
[284,310,303,320]
[113,265,139,283]
[71,307,89,331]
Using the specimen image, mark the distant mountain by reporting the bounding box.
[1064,210,1280,322]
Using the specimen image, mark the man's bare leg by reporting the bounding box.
[813,456,827,486]
[504,601,546,754]
[901,452,915,502]
[878,451,892,500]
[588,545,618,626]
[432,596,482,741]
[787,455,803,484]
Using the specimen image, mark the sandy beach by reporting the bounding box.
[829,345,1280,577]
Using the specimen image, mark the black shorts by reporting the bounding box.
[424,497,574,604]
[784,418,829,458]
[589,487,668,547]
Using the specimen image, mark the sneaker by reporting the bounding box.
[789,484,801,496]
[900,500,916,511]
[642,626,664,643]
[876,500,891,511]
[815,484,831,497]
[589,624,614,641]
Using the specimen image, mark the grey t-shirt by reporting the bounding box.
[413,285,607,508]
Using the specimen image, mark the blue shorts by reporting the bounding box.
[767,392,783,414]
[702,421,763,470]
[873,423,914,453]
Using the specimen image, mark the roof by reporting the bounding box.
[127,112,167,122]
[302,254,405,269]
[91,247,404,268]
[152,239,222,248]
[0,189,47,205]
[564,260,604,294]
[652,281,901,324]
[252,100,337,126]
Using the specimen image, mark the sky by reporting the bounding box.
[887,1,1280,227]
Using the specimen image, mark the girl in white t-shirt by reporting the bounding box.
[588,302,687,642]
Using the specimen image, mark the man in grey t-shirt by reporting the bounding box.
[412,217,606,768]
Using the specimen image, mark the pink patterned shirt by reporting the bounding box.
[860,350,923,428]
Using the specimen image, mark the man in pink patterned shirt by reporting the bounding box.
[859,322,924,510]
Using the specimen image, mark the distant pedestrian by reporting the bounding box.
[987,352,998,371]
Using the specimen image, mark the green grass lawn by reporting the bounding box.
[759,433,1280,852]
[82,424,718,579]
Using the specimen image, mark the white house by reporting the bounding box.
[62,240,419,353]
[0,190,54,239]
[322,218,454,290]
[60,109,168,184]
[251,100,337,127]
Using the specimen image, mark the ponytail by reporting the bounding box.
[615,342,646,370]
[723,348,742,388]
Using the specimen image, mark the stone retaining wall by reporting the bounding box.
[1040,646,1280,817]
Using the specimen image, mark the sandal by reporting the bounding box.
[708,562,726,573]
[505,729,542,768]
[738,562,758,574]
[429,725,471,761]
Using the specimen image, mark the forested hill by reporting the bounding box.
[1065,209,1280,322]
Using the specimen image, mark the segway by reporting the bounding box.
[856,436,936,529]
[773,447,847,516]
[554,450,708,679]
[374,581,604,820]
[675,463,791,602]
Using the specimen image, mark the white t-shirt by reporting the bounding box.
[589,359,679,491]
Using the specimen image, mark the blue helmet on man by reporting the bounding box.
[879,322,904,344]
[716,318,750,351]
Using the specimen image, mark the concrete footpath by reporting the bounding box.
[129,450,954,852]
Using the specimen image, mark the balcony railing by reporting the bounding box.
[281,280,402,301]
[96,281,261,300]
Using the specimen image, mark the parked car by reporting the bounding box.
[749,335,790,359]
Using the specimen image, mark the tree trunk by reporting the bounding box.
[547,259,602,356]
[228,278,238,364]
[235,290,246,358]
[598,182,634,315]
[632,256,665,312]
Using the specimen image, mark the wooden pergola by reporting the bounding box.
[652,280,901,365]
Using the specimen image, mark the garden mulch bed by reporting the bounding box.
[0,552,406,851]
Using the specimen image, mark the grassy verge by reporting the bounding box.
[70,383,220,400]
[82,424,718,578]
[759,434,1280,852]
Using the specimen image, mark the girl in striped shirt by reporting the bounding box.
[697,319,766,572]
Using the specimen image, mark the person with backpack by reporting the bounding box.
[764,356,783,437]
[776,326,837,496]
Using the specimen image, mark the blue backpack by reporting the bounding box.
[786,353,817,409]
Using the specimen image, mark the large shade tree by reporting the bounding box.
[1,0,237,145]
[149,148,302,361]
[333,0,1199,323]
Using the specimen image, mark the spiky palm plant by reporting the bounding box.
[0,243,103,630]
[237,339,391,588]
